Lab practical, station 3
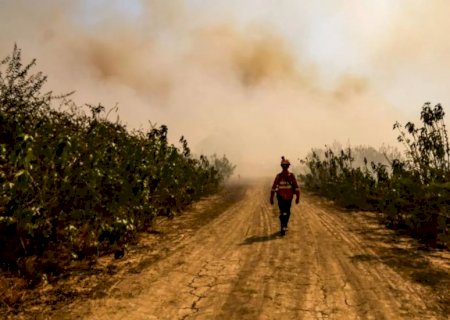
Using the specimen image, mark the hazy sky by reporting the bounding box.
[1,0,449,176]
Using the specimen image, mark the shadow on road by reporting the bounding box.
[240,231,281,245]
[349,227,450,314]
[350,249,450,287]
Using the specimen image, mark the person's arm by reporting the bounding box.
[291,174,300,204]
[270,175,279,205]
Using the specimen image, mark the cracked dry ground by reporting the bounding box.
[54,180,449,320]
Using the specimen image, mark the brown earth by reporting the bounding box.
[2,179,450,319]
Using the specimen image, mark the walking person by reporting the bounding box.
[270,157,300,236]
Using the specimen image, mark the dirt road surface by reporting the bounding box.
[50,180,449,320]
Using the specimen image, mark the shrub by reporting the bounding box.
[300,103,450,248]
[0,46,234,282]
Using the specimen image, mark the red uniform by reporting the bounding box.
[271,171,300,201]
[270,157,300,236]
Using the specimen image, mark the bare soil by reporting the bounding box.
[2,179,450,319]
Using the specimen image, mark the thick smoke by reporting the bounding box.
[0,1,413,176]
[369,0,450,114]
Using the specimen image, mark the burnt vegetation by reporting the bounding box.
[0,46,235,285]
[300,103,450,248]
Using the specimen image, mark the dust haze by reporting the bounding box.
[1,0,448,177]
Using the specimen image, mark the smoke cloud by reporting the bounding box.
[369,0,450,114]
[3,0,442,177]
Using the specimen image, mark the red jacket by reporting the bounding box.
[271,171,300,200]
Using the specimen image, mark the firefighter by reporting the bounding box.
[270,156,300,236]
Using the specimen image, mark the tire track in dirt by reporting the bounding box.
[70,183,271,320]
[299,196,441,319]
[55,181,448,320]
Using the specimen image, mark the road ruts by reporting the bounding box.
[60,180,446,320]
[297,199,434,320]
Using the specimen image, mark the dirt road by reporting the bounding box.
[54,180,449,320]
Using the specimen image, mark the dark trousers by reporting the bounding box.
[277,195,292,229]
